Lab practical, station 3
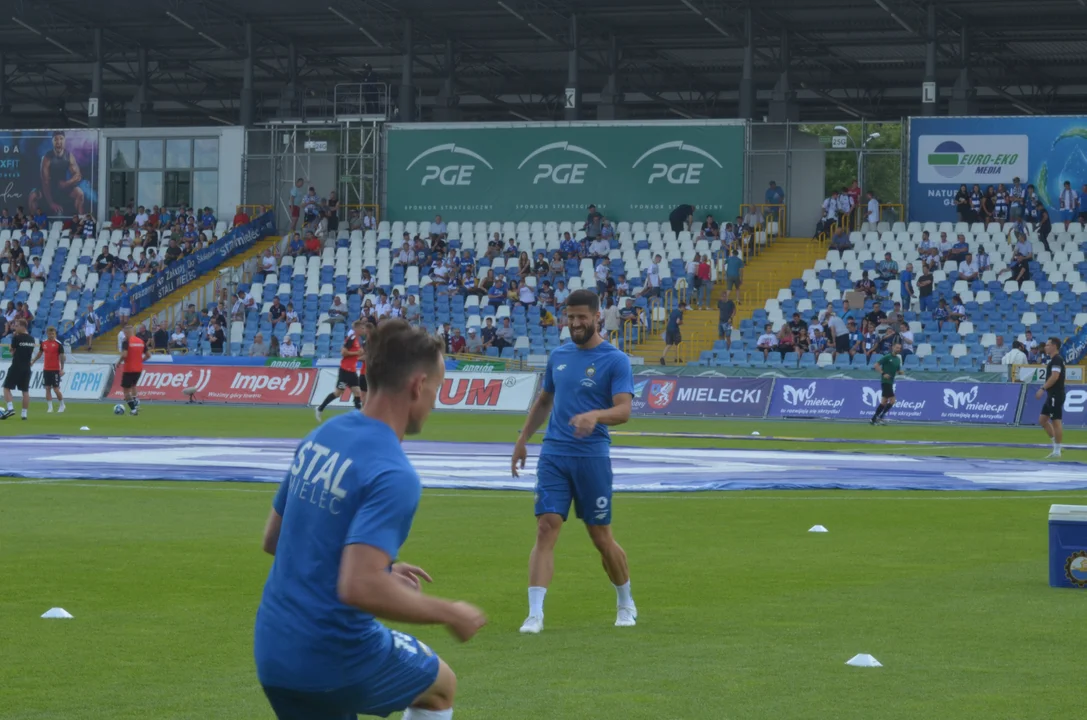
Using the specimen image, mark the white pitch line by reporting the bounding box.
[2,480,1086,502]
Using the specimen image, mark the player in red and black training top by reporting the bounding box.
[31,326,66,414]
[1035,336,1067,459]
[315,320,368,422]
[117,324,151,416]
[1,319,36,421]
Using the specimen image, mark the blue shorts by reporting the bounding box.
[535,453,613,525]
[261,630,440,719]
[1062,210,1076,223]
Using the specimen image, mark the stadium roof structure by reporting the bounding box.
[3,0,1087,128]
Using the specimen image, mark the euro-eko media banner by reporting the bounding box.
[59,211,276,345]
[0,129,99,217]
[908,115,1087,220]
[768,378,1022,424]
[631,375,771,417]
[1019,384,1087,427]
[385,121,745,222]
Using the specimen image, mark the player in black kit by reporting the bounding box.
[1,320,36,421]
[1035,336,1066,459]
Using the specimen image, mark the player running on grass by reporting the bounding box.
[1,320,35,421]
[1036,337,1066,459]
[31,326,66,413]
[117,324,150,416]
[511,289,637,634]
[871,341,903,426]
[316,320,368,421]
[255,319,486,720]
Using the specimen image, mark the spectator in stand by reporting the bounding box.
[723,248,744,301]
[788,312,807,336]
[559,231,579,259]
[600,218,614,242]
[865,301,887,329]
[987,336,1009,364]
[1060,180,1079,230]
[537,280,555,307]
[765,181,785,220]
[404,295,421,323]
[589,234,610,259]
[819,191,840,234]
[836,188,854,229]
[958,253,980,283]
[163,239,181,264]
[303,231,322,257]
[1023,330,1039,360]
[898,321,914,358]
[774,323,796,361]
[917,263,935,312]
[855,270,876,300]
[464,327,484,354]
[898,262,915,311]
[29,256,45,280]
[755,323,776,360]
[699,214,720,240]
[96,246,116,274]
[822,307,848,358]
[829,227,853,255]
[66,268,83,294]
[865,191,880,226]
[539,307,556,329]
[268,297,286,328]
[917,231,937,260]
[554,279,569,308]
[503,238,519,259]
[170,323,188,352]
[247,332,267,357]
[286,233,304,257]
[152,322,169,352]
[932,298,950,330]
[876,252,898,289]
[594,256,611,295]
[279,335,298,358]
[361,209,375,231]
[976,246,992,273]
[638,254,662,299]
[1002,340,1028,366]
[668,203,695,233]
[207,321,226,354]
[480,317,497,350]
[947,234,969,265]
[395,241,412,266]
[517,251,533,278]
[260,248,277,281]
[488,276,507,308]
[1036,202,1053,252]
[583,204,603,240]
[233,206,250,227]
[494,317,515,352]
[448,328,466,354]
[517,279,536,307]
[1013,233,1034,262]
[998,250,1031,287]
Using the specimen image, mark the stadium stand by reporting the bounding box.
[702,220,1087,371]
[0,209,230,347]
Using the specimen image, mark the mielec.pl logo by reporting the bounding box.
[632,141,723,184]
[405,143,494,186]
[517,141,607,184]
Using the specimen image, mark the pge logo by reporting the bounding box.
[782,381,818,406]
[647,379,676,410]
[405,143,494,186]
[517,141,607,185]
[631,141,723,185]
[943,385,979,409]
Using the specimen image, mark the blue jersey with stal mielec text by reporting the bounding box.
[254,413,421,692]
[541,340,634,458]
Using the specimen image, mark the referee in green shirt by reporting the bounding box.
[871,341,903,425]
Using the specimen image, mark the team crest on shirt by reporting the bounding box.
[580,364,598,388]
[585,365,596,378]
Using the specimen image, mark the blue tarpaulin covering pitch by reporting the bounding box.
[2,437,1086,492]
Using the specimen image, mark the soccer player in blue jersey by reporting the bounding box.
[255,319,486,720]
[511,289,636,633]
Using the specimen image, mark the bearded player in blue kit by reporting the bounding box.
[511,289,637,634]
[254,319,486,720]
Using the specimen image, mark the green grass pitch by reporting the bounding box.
[2,404,1086,719]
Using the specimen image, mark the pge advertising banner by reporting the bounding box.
[768,378,1022,424]
[908,116,1087,221]
[385,120,744,222]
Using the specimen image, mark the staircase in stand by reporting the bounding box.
[633,237,827,366]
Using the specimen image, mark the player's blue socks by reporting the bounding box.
[403,708,453,719]
[528,586,547,617]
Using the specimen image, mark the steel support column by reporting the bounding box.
[434,38,460,122]
[921,2,938,116]
[597,34,622,120]
[949,25,977,115]
[278,42,298,118]
[89,28,104,128]
[398,17,416,122]
[738,6,756,120]
[565,13,580,121]
[0,52,9,128]
[768,30,797,122]
[240,22,256,127]
[125,46,151,127]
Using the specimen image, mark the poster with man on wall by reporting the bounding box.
[0,129,99,217]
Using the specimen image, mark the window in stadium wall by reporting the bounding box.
[108,137,220,212]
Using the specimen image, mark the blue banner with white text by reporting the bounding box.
[908,116,1087,221]
[60,211,276,345]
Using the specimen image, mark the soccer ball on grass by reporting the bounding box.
[114,404,126,415]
